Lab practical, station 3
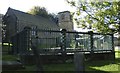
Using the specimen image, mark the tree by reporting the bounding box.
[28,6,58,23]
[66,0,120,34]
[28,6,49,17]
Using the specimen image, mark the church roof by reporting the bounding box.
[7,7,59,30]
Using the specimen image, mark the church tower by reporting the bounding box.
[58,11,73,31]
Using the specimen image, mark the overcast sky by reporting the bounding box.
[0,0,76,14]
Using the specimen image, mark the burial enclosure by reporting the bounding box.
[10,28,115,64]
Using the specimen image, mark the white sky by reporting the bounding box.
[0,0,76,14]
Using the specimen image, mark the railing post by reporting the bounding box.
[89,31,94,56]
[111,34,114,52]
[75,33,79,48]
[24,27,31,54]
[111,34,115,60]
[61,29,67,63]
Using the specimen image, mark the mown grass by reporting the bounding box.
[2,55,18,61]
[4,52,119,73]
[115,51,120,58]
[86,59,120,71]
[2,50,120,73]
[10,58,119,73]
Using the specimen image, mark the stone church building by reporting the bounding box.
[3,7,74,42]
[2,7,74,54]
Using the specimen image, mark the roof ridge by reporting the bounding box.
[6,7,59,30]
[8,7,34,17]
[8,7,54,22]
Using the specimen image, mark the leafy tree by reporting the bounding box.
[28,6,49,18]
[66,0,120,34]
[28,6,58,23]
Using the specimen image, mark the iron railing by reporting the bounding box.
[11,28,114,55]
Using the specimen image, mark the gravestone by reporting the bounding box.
[74,52,85,73]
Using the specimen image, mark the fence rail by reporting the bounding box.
[10,28,114,55]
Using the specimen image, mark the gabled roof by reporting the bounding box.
[7,7,59,30]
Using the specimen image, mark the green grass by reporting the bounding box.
[25,51,120,72]
[85,59,120,71]
[2,51,120,73]
[44,63,74,71]
[12,58,119,72]
[115,51,120,58]
[90,64,119,71]
[2,55,18,61]
[84,50,120,72]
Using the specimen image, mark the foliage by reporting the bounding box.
[66,0,120,33]
[28,6,58,23]
[28,6,49,17]
[70,40,76,48]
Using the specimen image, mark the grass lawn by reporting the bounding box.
[2,50,120,73]
[2,55,18,61]
[44,58,120,72]
[115,50,120,58]
[85,59,120,71]
[9,58,119,73]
